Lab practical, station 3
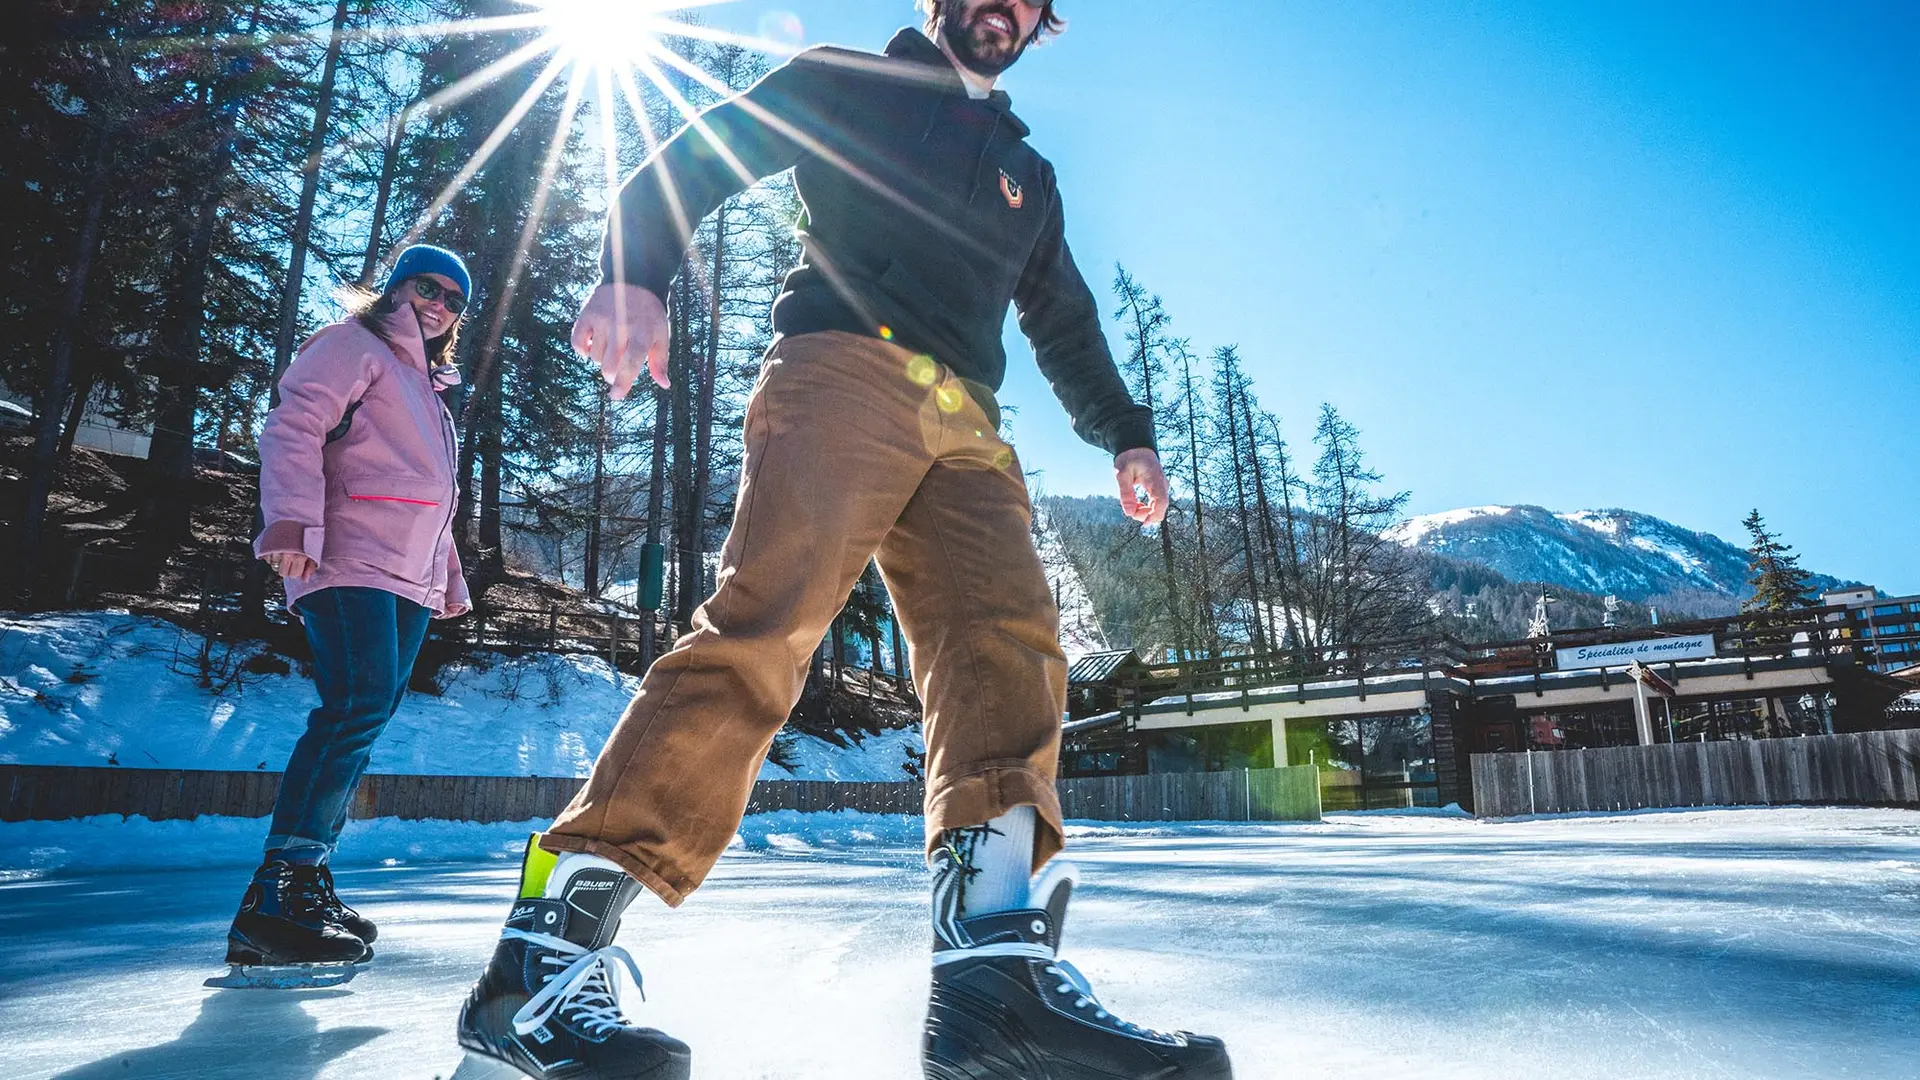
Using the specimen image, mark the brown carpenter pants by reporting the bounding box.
[541,331,1068,906]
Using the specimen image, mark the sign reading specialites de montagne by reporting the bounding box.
[1555,634,1717,671]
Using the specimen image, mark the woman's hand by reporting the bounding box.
[264,552,317,581]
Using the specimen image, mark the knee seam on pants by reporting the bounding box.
[919,495,995,753]
[581,385,776,843]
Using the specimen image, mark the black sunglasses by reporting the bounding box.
[410,276,468,315]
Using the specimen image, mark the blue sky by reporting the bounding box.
[698,1,1919,593]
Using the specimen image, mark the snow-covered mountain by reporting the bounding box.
[1384,505,1793,608]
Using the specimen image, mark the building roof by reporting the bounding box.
[1066,649,1143,686]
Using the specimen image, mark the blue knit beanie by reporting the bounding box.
[384,244,473,305]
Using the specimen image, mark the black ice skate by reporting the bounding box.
[924,859,1234,1080]
[313,862,378,947]
[208,859,368,989]
[456,862,690,1080]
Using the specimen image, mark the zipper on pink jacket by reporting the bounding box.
[348,494,441,507]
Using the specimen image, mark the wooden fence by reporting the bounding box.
[0,764,1321,825]
[1469,729,1920,817]
[1057,767,1321,822]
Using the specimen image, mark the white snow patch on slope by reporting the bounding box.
[1629,534,1710,577]
[1034,505,1108,658]
[0,612,920,782]
[1557,509,1623,536]
[1383,505,1515,547]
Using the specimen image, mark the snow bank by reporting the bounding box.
[0,809,930,877]
[0,612,923,781]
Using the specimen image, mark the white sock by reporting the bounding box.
[946,805,1037,919]
[545,852,626,899]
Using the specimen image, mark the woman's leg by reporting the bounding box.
[319,596,432,849]
[264,587,409,862]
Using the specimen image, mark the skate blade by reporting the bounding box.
[449,1052,526,1080]
[204,963,360,990]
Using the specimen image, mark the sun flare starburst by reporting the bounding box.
[523,0,687,72]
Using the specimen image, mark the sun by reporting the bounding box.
[522,0,695,71]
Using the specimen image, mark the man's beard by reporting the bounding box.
[940,3,1031,77]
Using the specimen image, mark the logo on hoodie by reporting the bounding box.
[999,169,1025,210]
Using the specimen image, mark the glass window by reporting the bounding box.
[1874,605,1904,617]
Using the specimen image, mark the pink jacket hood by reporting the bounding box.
[254,305,471,618]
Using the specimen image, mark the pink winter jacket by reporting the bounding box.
[254,305,471,619]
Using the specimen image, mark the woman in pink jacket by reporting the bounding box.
[223,245,474,978]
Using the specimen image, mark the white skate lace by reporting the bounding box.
[931,941,1183,1044]
[501,929,645,1038]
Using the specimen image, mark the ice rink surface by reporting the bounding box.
[6,807,1920,1079]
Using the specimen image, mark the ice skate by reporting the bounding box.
[456,846,690,1080]
[313,862,379,946]
[923,858,1233,1080]
[208,859,368,990]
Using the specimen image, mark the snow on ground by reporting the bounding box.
[4,806,1920,1079]
[0,612,922,782]
[1381,504,1515,546]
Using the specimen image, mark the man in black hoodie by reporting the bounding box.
[457,5,1233,1078]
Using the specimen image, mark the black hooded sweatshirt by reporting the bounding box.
[601,28,1156,457]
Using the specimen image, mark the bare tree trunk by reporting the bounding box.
[19,124,114,589]
[268,0,351,398]
[584,388,608,595]
[137,6,261,550]
[59,371,96,458]
[642,382,669,657]
[1176,346,1214,656]
[358,104,413,285]
[688,202,726,615]
[670,266,697,624]
[1217,360,1266,653]
[1261,414,1309,652]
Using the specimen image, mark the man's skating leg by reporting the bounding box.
[456,333,945,1078]
[877,426,1233,1078]
[538,333,940,902]
[457,840,690,1080]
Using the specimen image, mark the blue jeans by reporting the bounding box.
[265,587,431,862]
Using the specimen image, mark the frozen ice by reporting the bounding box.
[4,806,1920,1078]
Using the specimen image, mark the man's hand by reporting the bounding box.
[264,552,316,581]
[571,283,670,399]
[1114,447,1169,526]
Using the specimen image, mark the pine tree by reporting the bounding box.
[1741,509,1815,612]
[1208,346,1267,653]
[1111,264,1189,659]
[1299,405,1428,652]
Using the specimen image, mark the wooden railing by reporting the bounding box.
[1098,607,1875,726]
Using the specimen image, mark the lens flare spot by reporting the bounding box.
[936,385,965,413]
[993,448,1014,470]
[878,324,894,341]
[758,10,805,48]
[906,354,938,386]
